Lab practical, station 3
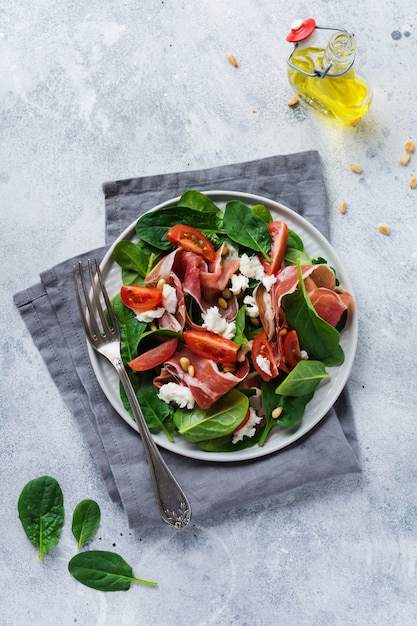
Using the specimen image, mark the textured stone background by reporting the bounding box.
[1,1,416,624]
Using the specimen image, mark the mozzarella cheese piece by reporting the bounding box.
[158,382,195,409]
[232,407,263,444]
[202,306,236,340]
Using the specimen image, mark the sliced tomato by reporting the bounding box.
[128,338,178,371]
[230,408,251,434]
[283,329,302,369]
[251,331,279,380]
[121,285,163,313]
[183,330,238,363]
[260,221,288,275]
[166,224,216,262]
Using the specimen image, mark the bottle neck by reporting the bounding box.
[322,32,356,75]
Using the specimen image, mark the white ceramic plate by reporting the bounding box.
[90,191,358,462]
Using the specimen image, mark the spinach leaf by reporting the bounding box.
[282,261,342,361]
[136,205,224,250]
[223,201,272,260]
[113,240,163,280]
[17,476,64,560]
[284,247,312,266]
[287,228,305,251]
[197,428,263,452]
[276,360,328,396]
[68,551,157,591]
[233,305,248,347]
[177,189,222,213]
[252,203,273,224]
[121,371,175,442]
[72,499,101,550]
[173,389,249,442]
[111,294,147,363]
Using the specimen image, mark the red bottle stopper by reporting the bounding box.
[286,18,316,43]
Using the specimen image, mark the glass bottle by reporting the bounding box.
[286,18,372,125]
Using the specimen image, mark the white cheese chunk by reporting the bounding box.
[256,354,272,377]
[230,273,249,295]
[243,295,259,318]
[239,253,276,292]
[135,307,165,323]
[232,407,262,444]
[157,383,195,409]
[202,306,236,340]
[162,283,177,314]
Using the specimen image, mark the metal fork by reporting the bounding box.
[73,258,191,529]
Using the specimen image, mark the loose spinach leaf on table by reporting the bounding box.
[223,201,272,260]
[68,551,157,591]
[17,476,64,560]
[174,389,249,443]
[72,499,101,550]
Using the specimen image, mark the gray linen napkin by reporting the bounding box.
[13,151,361,529]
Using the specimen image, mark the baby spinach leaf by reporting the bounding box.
[111,294,147,363]
[252,203,273,224]
[17,476,64,560]
[121,371,175,442]
[233,305,248,347]
[174,389,249,442]
[136,205,224,250]
[287,228,305,251]
[177,189,222,213]
[284,247,312,266]
[275,360,328,396]
[72,499,101,550]
[68,550,157,591]
[282,261,342,361]
[113,240,163,280]
[223,201,272,260]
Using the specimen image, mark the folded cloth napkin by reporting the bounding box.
[14,151,361,529]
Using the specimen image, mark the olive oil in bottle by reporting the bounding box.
[286,19,372,125]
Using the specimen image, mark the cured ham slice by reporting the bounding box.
[308,288,353,327]
[146,248,238,322]
[153,344,250,409]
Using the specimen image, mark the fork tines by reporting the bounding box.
[73,259,118,343]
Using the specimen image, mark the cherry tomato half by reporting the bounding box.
[128,338,178,372]
[121,285,163,313]
[260,221,288,275]
[283,329,302,369]
[251,331,279,380]
[183,330,238,363]
[166,224,216,263]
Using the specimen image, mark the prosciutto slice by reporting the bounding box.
[308,288,353,327]
[153,344,250,409]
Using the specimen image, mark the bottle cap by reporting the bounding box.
[286,18,316,42]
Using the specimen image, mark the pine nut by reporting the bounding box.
[339,199,347,214]
[156,278,166,290]
[222,365,236,374]
[410,175,417,189]
[405,140,415,153]
[271,407,283,419]
[250,317,260,327]
[399,154,411,166]
[180,356,190,372]
[221,243,229,256]
[279,327,288,336]
[149,322,157,331]
[378,223,391,235]
[222,288,232,300]
[187,364,195,377]
[218,297,228,309]
[350,163,363,174]
[228,54,238,68]
[287,95,299,107]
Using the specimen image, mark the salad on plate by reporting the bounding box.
[109,190,354,454]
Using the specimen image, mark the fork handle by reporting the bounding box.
[113,358,191,528]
